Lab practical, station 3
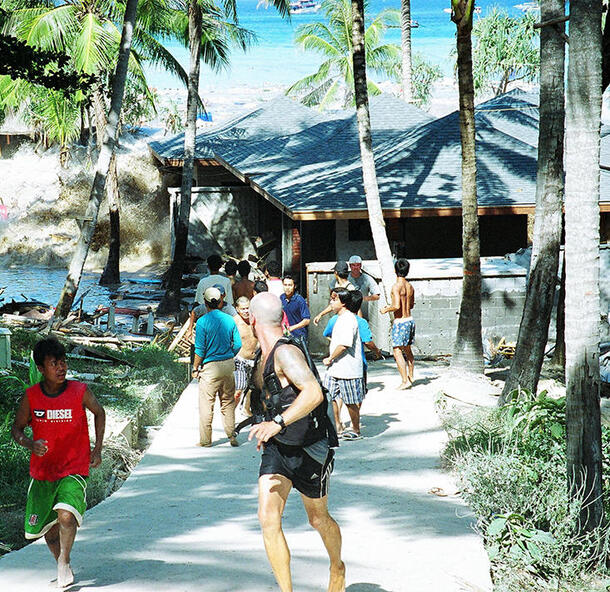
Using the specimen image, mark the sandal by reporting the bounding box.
[342,430,362,440]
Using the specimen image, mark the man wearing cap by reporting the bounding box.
[313,261,356,326]
[195,254,234,306]
[192,287,242,447]
[347,255,380,319]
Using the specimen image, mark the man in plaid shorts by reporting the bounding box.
[233,296,258,413]
[322,288,365,440]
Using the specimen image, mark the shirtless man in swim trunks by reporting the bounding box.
[233,296,259,409]
[380,258,415,389]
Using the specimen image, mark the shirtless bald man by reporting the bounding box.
[380,258,415,389]
[233,296,258,408]
[248,292,345,592]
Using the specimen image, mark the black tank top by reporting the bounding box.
[262,339,328,447]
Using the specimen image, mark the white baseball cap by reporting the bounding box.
[348,255,362,264]
[204,286,222,303]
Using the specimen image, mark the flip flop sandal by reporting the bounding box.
[342,431,362,440]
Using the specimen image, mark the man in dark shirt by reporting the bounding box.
[280,274,311,349]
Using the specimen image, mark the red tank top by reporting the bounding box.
[27,381,90,481]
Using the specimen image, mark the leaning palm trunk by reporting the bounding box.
[351,0,396,299]
[400,0,413,102]
[99,152,122,285]
[55,0,139,319]
[451,0,483,373]
[499,0,565,403]
[564,0,604,534]
[157,0,202,314]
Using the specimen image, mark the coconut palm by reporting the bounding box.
[400,0,412,102]
[287,0,399,108]
[564,0,603,533]
[350,0,396,301]
[500,0,565,403]
[450,0,484,374]
[158,0,289,314]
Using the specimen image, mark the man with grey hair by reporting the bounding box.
[233,296,258,410]
[248,292,345,592]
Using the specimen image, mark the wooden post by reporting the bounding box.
[108,303,116,331]
[0,327,12,369]
[146,308,154,336]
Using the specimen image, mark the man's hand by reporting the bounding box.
[248,421,282,451]
[235,390,242,402]
[313,313,323,326]
[323,356,332,366]
[90,448,102,468]
[31,439,48,457]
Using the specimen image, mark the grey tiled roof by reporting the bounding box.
[149,89,609,215]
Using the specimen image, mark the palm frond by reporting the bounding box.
[73,11,115,75]
[134,29,190,87]
[11,5,79,52]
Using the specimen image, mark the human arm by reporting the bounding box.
[380,283,400,315]
[313,303,332,326]
[83,387,105,468]
[231,321,242,356]
[323,345,347,367]
[248,345,324,450]
[289,318,310,332]
[363,276,381,302]
[186,309,196,340]
[11,394,48,456]
[290,298,311,332]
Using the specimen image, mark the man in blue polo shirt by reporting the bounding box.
[280,274,311,349]
[192,287,242,447]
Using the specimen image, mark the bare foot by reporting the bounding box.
[328,561,346,592]
[397,381,412,390]
[57,562,74,588]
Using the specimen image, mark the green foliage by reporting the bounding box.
[442,388,610,590]
[471,7,539,96]
[286,0,400,108]
[121,82,157,129]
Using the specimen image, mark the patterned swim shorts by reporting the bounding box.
[234,356,255,391]
[391,318,415,348]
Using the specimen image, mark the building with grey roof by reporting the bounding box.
[149,90,610,273]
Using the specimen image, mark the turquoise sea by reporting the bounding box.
[144,0,530,91]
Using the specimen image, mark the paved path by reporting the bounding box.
[0,360,492,592]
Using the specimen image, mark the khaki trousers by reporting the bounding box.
[197,358,236,445]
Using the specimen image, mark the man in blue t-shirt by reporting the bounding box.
[280,274,311,349]
[192,287,242,447]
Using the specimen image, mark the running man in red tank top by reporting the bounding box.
[12,337,105,589]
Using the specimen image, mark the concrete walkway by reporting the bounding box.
[0,360,492,592]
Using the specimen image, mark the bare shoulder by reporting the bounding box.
[274,343,316,387]
[275,343,307,369]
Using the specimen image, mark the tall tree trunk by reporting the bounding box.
[99,152,121,285]
[157,0,202,314]
[92,89,122,286]
[565,0,603,534]
[55,0,138,319]
[551,253,566,368]
[351,0,396,299]
[400,0,413,103]
[500,0,566,404]
[451,0,484,374]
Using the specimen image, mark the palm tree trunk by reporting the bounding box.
[499,0,565,403]
[564,0,603,534]
[55,0,139,319]
[551,254,566,368]
[400,0,413,103]
[451,0,484,374]
[351,0,396,300]
[99,153,121,285]
[157,0,202,314]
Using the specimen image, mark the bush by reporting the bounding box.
[442,389,610,591]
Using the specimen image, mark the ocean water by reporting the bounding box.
[144,0,528,91]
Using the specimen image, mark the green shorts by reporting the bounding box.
[24,475,88,540]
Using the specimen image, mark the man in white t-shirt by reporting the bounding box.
[322,288,365,440]
[195,254,234,305]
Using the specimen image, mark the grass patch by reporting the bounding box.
[441,391,610,592]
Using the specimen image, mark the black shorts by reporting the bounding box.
[259,441,335,499]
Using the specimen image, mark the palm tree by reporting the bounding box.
[450,0,484,374]
[351,0,396,299]
[158,0,289,314]
[287,0,399,108]
[499,0,565,402]
[564,0,603,534]
[56,0,139,319]
[400,0,412,102]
